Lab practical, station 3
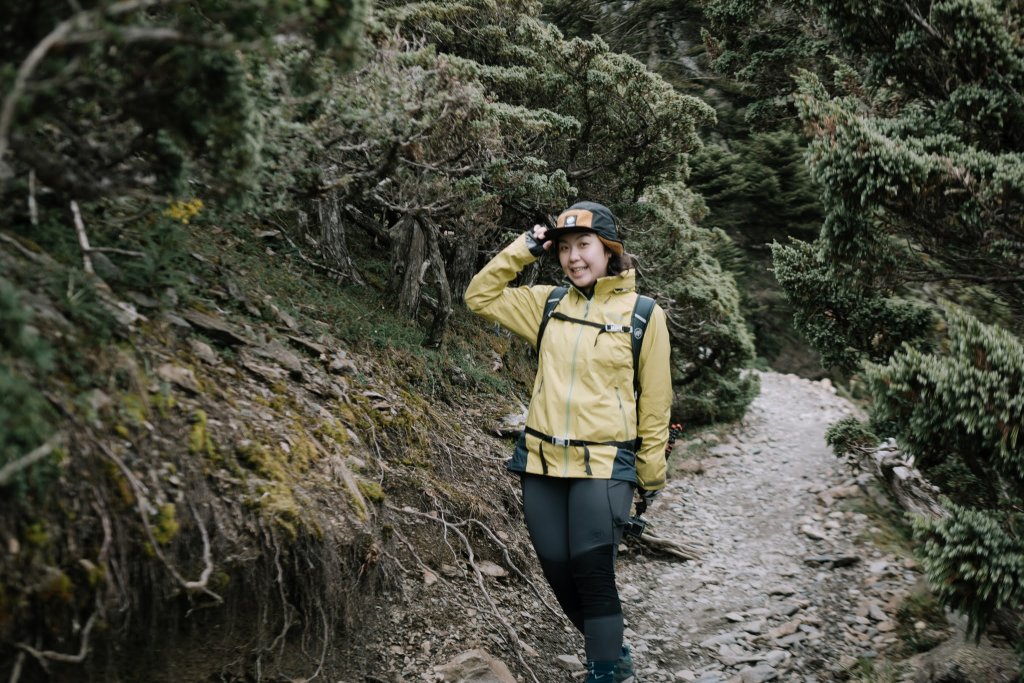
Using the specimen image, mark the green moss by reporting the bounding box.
[290,434,318,467]
[357,480,385,503]
[120,392,150,425]
[188,409,216,457]
[152,503,180,545]
[106,462,135,505]
[211,569,230,591]
[258,482,301,538]
[24,522,48,547]
[39,569,74,604]
[315,417,350,446]
[151,389,177,418]
[84,560,106,588]
[236,441,287,480]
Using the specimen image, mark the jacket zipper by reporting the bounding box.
[562,295,591,475]
[615,387,629,439]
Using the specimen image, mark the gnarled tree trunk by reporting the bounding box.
[389,214,427,317]
[421,217,452,349]
[316,192,361,283]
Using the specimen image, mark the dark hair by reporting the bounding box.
[608,252,636,276]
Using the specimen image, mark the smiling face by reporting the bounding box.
[557,231,612,289]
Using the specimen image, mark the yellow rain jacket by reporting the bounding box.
[465,234,670,490]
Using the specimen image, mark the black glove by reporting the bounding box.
[524,230,547,257]
[636,488,659,515]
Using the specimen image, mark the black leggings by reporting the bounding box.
[520,474,634,662]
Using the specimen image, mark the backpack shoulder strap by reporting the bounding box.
[536,286,568,350]
[630,295,656,400]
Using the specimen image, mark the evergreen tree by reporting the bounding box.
[772,0,1024,641]
[0,0,368,212]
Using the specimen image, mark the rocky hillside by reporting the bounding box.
[0,221,578,682]
[2,222,1019,682]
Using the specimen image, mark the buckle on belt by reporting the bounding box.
[603,323,631,333]
[551,436,569,447]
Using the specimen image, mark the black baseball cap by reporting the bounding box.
[547,201,624,255]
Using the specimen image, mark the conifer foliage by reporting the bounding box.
[766,0,1024,640]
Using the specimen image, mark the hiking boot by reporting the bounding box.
[614,644,635,682]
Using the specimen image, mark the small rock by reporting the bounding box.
[740,621,764,635]
[433,649,517,683]
[678,459,706,474]
[253,341,304,379]
[775,633,806,648]
[328,352,358,375]
[156,363,201,394]
[740,664,778,683]
[181,309,250,346]
[674,671,697,682]
[476,560,507,578]
[768,620,800,639]
[700,633,737,649]
[84,388,113,414]
[555,654,584,671]
[189,339,219,365]
[126,290,160,308]
[800,525,828,541]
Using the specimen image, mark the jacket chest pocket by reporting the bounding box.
[589,330,633,381]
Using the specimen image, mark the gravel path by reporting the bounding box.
[616,371,925,683]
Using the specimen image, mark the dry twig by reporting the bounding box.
[0,433,63,487]
[465,519,563,622]
[70,200,94,274]
[387,504,541,683]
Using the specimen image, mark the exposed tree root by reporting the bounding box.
[94,438,223,604]
[387,503,542,683]
[7,652,25,683]
[628,530,703,562]
[15,611,98,672]
[465,519,564,622]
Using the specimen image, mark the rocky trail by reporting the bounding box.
[364,371,1021,683]
[611,371,930,683]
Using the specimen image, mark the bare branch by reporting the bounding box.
[266,215,364,285]
[62,27,228,49]
[0,434,63,487]
[0,18,76,179]
[901,2,946,44]
[70,200,94,274]
[16,611,98,666]
[7,651,25,683]
[0,0,206,184]
[465,519,564,622]
[86,247,146,258]
[28,170,37,226]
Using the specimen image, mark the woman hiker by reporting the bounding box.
[465,201,671,683]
